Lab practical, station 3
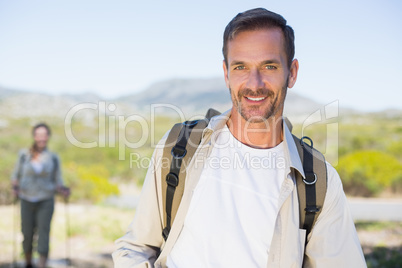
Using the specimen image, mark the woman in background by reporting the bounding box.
[11,123,70,268]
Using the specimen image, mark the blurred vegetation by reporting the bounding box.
[0,111,401,204]
[355,221,402,232]
[355,221,402,268]
[63,163,119,203]
[365,246,402,268]
[337,151,402,196]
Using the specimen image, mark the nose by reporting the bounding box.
[245,69,264,91]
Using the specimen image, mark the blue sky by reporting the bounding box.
[0,0,401,111]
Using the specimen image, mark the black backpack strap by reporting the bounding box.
[161,108,221,241]
[161,119,208,240]
[292,134,327,238]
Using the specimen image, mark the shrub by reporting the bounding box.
[337,150,402,196]
[63,162,119,203]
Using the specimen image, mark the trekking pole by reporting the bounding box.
[63,187,71,267]
[12,187,19,268]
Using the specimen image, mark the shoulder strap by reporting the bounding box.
[205,108,221,120]
[16,152,27,180]
[161,108,220,240]
[284,118,327,236]
[20,152,26,165]
[52,153,58,182]
[292,134,327,237]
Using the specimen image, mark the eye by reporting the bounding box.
[234,65,245,70]
[264,65,277,70]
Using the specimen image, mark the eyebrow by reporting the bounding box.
[262,60,280,65]
[230,61,246,66]
[230,59,281,66]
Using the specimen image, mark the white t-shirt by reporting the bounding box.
[167,125,287,268]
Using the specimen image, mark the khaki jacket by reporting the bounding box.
[113,111,366,268]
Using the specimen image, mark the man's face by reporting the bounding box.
[223,28,298,123]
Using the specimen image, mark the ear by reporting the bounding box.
[223,60,230,88]
[287,59,299,89]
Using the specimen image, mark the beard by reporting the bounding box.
[229,80,288,123]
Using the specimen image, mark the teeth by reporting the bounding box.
[246,97,265,101]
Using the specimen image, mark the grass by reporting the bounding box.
[355,221,401,232]
[356,221,402,268]
[365,246,402,268]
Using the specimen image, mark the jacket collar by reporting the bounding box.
[204,109,305,178]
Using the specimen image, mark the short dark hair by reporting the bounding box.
[32,122,51,136]
[223,8,295,68]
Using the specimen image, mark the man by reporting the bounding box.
[113,8,366,268]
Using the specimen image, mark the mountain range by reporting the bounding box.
[0,78,398,123]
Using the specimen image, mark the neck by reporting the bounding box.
[227,109,283,149]
[33,146,46,157]
[36,146,46,152]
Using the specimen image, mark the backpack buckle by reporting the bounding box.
[300,136,313,148]
[183,120,199,126]
[166,173,179,187]
[303,172,317,185]
[305,206,320,213]
[171,146,187,159]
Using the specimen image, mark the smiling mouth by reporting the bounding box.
[245,96,266,102]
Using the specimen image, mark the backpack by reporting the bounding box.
[161,108,327,245]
